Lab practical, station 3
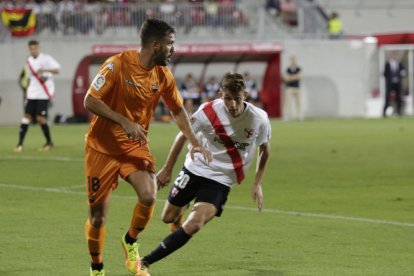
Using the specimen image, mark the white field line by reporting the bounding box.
[1,155,84,162]
[1,183,414,228]
[59,184,85,190]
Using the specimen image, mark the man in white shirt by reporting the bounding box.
[135,72,271,275]
[15,40,60,152]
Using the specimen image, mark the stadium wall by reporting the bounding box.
[281,39,378,118]
[329,9,414,36]
[0,39,378,125]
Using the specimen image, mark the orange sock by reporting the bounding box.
[128,201,155,238]
[168,214,185,233]
[85,219,106,264]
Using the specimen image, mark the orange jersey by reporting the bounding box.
[85,50,183,155]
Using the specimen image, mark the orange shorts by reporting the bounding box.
[85,145,155,206]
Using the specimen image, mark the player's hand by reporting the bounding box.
[252,183,263,211]
[156,167,172,189]
[190,145,212,163]
[120,118,148,144]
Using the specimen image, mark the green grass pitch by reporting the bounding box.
[0,118,414,275]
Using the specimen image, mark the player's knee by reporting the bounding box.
[90,216,106,228]
[183,218,205,235]
[36,116,46,124]
[138,193,156,206]
[161,213,176,224]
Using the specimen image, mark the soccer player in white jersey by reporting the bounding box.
[14,40,60,152]
[136,72,271,275]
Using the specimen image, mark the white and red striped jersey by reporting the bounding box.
[184,99,271,187]
[26,53,60,100]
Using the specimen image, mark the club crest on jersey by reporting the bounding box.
[105,62,114,72]
[171,187,179,197]
[152,83,158,93]
[92,74,105,91]
[245,128,254,138]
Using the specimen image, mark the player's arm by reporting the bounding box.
[157,131,187,188]
[252,142,270,211]
[37,68,60,75]
[38,55,61,75]
[84,93,147,143]
[170,106,212,162]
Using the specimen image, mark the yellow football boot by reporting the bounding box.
[121,235,141,274]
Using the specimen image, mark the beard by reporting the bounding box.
[153,50,169,66]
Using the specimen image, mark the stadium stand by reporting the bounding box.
[1,0,414,40]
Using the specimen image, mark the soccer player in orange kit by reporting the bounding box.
[83,18,211,276]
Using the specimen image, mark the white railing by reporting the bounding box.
[316,0,414,10]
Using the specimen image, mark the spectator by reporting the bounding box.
[204,0,219,28]
[57,0,75,35]
[92,2,109,35]
[180,73,201,114]
[201,76,220,103]
[265,0,280,17]
[158,0,177,27]
[218,0,236,30]
[327,11,343,39]
[35,0,58,34]
[130,3,147,32]
[280,0,297,26]
[176,0,192,34]
[73,0,94,35]
[283,55,302,121]
[244,71,261,107]
[383,51,406,117]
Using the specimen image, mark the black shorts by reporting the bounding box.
[25,99,49,117]
[168,167,230,217]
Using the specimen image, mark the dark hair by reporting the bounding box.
[140,18,175,46]
[220,73,246,93]
[28,40,39,46]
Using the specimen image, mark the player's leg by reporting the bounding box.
[15,115,31,152]
[85,146,119,275]
[141,202,216,268]
[15,99,34,151]
[292,88,301,120]
[125,170,157,236]
[119,170,156,274]
[383,89,391,117]
[86,196,110,276]
[162,168,199,232]
[168,213,185,232]
[36,100,53,151]
[161,200,188,232]
[395,84,403,116]
[117,152,157,274]
[141,169,229,269]
[284,88,293,121]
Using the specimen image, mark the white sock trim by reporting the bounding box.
[21,117,30,124]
